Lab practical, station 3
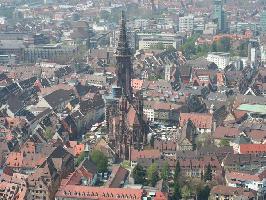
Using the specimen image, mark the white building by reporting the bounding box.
[0,17,6,25]
[137,32,183,50]
[203,22,218,35]
[143,108,155,122]
[207,52,230,69]
[179,15,194,32]
[250,47,259,68]
[261,45,266,64]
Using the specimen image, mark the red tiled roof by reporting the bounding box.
[105,166,129,188]
[211,185,256,198]
[131,79,143,90]
[153,192,168,200]
[179,113,213,129]
[245,130,266,143]
[21,141,36,154]
[55,185,144,200]
[226,171,264,183]
[6,152,23,168]
[131,149,161,162]
[6,151,46,169]
[239,144,266,154]
[214,126,240,139]
[68,141,85,156]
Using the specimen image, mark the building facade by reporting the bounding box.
[207,52,230,69]
[179,15,194,32]
[213,0,227,33]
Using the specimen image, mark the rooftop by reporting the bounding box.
[237,104,266,115]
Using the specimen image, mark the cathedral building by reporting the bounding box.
[105,11,148,161]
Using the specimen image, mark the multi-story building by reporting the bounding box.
[203,22,218,35]
[260,10,266,33]
[213,0,227,33]
[110,29,137,51]
[23,44,78,63]
[226,168,266,196]
[143,101,182,123]
[0,54,16,64]
[179,113,213,134]
[0,40,25,61]
[137,32,183,50]
[179,15,194,32]
[207,52,230,69]
[210,185,257,200]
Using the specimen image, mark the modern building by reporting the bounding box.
[260,10,266,33]
[23,44,78,63]
[213,0,227,33]
[0,54,16,64]
[137,32,183,50]
[250,47,259,68]
[207,52,230,69]
[0,40,25,61]
[110,30,137,51]
[179,15,194,32]
[203,22,218,35]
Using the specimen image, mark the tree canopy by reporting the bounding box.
[181,185,192,200]
[161,161,170,181]
[147,163,160,187]
[204,164,213,182]
[90,150,108,173]
[75,151,86,166]
[132,164,146,184]
[174,160,181,180]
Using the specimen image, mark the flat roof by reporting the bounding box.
[237,104,266,114]
[208,52,230,56]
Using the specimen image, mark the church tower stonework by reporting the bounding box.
[106,11,148,161]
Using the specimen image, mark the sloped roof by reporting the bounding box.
[179,112,213,129]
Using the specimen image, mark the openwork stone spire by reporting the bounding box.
[115,11,133,100]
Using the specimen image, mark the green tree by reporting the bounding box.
[100,10,111,21]
[172,182,182,200]
[238,41,249,57]
[181,185,192,200]
[180,34,201,59]
[188,178,205,200]
[174,160,181,180]
[132,164,146,184]
[75,151,86,166]
[219,138,230,147]
[147,163,159,187]
[211,38,231,53]
[91,150,108,173]
[198,185,211,200]
[150,135,155,148]
[44,127,54,140]
[161,161,170,181]
[204,164,212,182]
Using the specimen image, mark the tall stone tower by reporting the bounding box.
[115,11,133,101]
[106,11,148,161]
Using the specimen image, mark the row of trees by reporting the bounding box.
[133,161,170,187]
[180,35,249,59]
[133,160,212,200]
[172,161,212,200]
